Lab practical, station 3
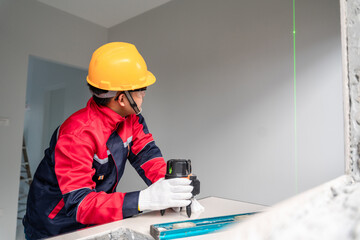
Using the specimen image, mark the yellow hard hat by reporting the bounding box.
[86,42,156,91]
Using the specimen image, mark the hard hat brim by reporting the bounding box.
[87,70,156,92]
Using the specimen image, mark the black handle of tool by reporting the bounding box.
[186,175,200,217]
[161,175,199,216]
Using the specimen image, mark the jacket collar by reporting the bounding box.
[88,98,125,131]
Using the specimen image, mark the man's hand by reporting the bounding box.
[138,178,193,211]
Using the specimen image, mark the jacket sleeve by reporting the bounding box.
[55,133,139,225]
[128,114,166,186]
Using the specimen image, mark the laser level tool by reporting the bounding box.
[160,159,200,217]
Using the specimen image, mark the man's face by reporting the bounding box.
[113,88,147,117]
[130,89,146,113]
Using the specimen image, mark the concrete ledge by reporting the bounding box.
[216,175,360,239]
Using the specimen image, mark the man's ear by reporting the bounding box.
[117,93,126,107]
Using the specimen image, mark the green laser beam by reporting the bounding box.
[293,0,298,194]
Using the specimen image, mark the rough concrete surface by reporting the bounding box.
[215,175,360,240]
[346,0,360,179]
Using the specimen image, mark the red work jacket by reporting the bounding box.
[23,98,166,239]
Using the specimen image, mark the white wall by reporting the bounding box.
[0,0,107,239]
[110,0,344,206]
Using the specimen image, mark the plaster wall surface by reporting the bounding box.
[0,0,346,239]
[210,0,360,239]
[109,0,344,206]
[0,0,107,239]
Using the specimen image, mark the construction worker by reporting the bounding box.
[23,42,194,239]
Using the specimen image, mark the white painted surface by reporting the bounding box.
[47,197,267,240]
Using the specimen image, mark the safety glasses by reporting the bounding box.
[129,87,147,98]
[114,87,147,101]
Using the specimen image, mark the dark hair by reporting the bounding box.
[87,83,113,106]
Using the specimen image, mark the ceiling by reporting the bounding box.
[37,0,173,28]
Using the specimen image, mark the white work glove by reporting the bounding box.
[138,178,193,211]
[190,199,204,213]
[172,199,204,214]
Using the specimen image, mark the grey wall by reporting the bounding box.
[0,0,344,239]
[296,0,344,191]
[0,0,107,239]
[111,0,344,205]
